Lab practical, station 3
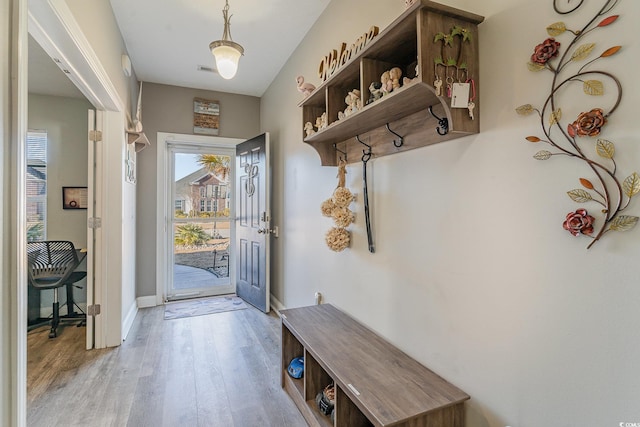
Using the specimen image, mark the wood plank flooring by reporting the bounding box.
[27,304,307,427]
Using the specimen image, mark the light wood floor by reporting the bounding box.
[27,304,307,427]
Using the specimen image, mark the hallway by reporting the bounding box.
[27,305,306,426]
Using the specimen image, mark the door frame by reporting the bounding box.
[9,0,126,423]
[27,0,125,350]
[156,132,243,305]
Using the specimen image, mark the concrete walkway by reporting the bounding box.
[173,264,230,289]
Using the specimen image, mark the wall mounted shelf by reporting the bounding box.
[126,131,150,152]
[300,0,484,166]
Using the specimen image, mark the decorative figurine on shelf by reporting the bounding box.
[352,89,362,111]
[380,71,392,95]
[296,75,316,97]
[343,93,354,117]
[367,81,383,104]
[343,89,361,117]
[304,121,315,137]
[404,63,419,86]
[320,112,328,129]
[389,67,403,90]
[404,0,417,8]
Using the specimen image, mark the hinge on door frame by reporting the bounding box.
[88,217,102,229]
[87,304,101,316]
[89,130,102,142]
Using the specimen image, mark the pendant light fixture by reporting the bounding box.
[209,0,244,80]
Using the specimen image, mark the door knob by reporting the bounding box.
[257,226,279,237]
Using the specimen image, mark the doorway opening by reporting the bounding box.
[168,145,235,300]
[158,133,244,303]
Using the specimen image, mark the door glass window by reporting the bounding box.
[169,150,233,300]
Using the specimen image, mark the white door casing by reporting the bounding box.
[86,109,97,349]
[156,133,243,304]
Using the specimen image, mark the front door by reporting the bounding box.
[235,134,270,312]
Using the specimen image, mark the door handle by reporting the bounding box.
[257,226,279,238]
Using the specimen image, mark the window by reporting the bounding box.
[26,131,47,242]
[200,187,206,197]
[175,200,185,211]
[200,199,205,212]
[206,199,212,212]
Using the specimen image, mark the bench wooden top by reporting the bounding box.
[281,304,469,426]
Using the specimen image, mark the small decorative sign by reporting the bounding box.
[193,98,220,135]
[318,26,379,82]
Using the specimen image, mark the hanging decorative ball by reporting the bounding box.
[325,227,350,252]
[332,207,355,228]
[321,199,337,217]
[332,187,354,207]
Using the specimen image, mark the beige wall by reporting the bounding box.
[28,94,91,248]
[65,0,136,115]
[262,0,640,426]
[28,94,92,310]
[136,82,260,297]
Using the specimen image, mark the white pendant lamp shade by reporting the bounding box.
[209,0,244,80]
[210,41,243,79]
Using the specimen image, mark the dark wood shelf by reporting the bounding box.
[304,81,438,146]
[299,0,484,166]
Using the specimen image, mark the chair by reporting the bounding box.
[27,241,87,338]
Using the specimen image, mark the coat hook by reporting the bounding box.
[428,106,449,136]
[385,123,404,147]
[333,143,347,162]
[356,135,372,162]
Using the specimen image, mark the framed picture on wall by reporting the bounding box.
[193,98,220,135]
[62,187,88,210]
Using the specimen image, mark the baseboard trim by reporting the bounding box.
[122,300,138,341]
[270,294,285,316]
[136,295,157,308]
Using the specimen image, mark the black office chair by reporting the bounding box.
[27,241,87,338]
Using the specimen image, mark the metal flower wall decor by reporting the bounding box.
[516,0,637,249]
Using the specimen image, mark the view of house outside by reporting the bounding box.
[173,153,231,281]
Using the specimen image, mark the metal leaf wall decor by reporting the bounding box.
[516,0,637,249]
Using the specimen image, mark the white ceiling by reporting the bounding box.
[109,0,331,97]
[28,0,330,99]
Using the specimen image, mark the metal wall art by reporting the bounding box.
[516,0,637,249]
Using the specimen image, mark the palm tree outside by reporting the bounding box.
[197,154,230,182]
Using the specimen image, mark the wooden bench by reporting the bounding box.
[281,304,469,427]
